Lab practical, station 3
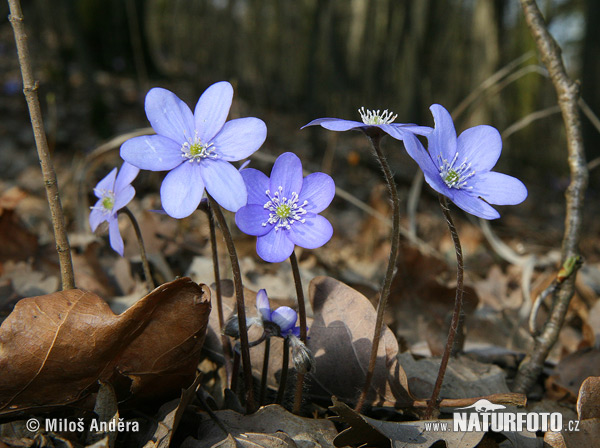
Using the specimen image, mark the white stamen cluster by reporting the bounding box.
[91,189,115,215]
[439,153,475,189]
[262,186,308,230]
[358,107,398,125]
[181,131,218,162]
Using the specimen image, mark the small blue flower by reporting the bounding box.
[120,81,267,218]
[256,289,300,338]
[403,104,528,219]
[235,152,335,263]
[89,162,139,256]
[302,107,432,139]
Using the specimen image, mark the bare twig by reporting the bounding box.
[8,0,75,290]
[513,0,588,394]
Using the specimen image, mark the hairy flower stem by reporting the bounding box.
[289,251,307,413]
[230,351,240,393]
[8,0,74,290]
[206,204,233,384]
[207,195,255,413]
[355,133,400,412]
[119,207,154,291]
[259,338,271,405]
[424,195,464,420]
[276,338,290,405]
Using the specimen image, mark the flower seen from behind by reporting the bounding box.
[89,162,139,256]
[120,81,267,218]
[256,288,300,338]
[302,107,432,140]
[235,152,335,263]
[403,104,527,219]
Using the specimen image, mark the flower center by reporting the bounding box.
[358,107,398,125]
[262,186,308,230]
[91,189,116,215]
[438,153,475,189]
[181,132,217,162]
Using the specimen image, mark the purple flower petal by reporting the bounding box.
[89,204,105,232]
[114,162,139,193]
[112,185,136,212]
[287,214,333,249]
[403,133,444,187]
[160,162,205,218]
[256,289,272,323]
[298,173,335,213]
[108,216,125,256]
[450,192,500,220]
[200,159,248,212]
[457,125,502,172]
[120,135,184,171]
[256,229,295,263]
[428,104,457,163]
[212,117,267,161]
[269,152,303,198]
[301,118,365,131]
[241,168,270,205]
[235,204,272,236]
[271,306,298,334]
[392,123,434,136]
[470,172,528,206]
[94,168,117,197]
[145,88,194,144]
[194,81,233,143]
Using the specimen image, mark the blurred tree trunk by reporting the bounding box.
[581,0,600,164]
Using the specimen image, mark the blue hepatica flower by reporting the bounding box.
[302,107,432,139]
[403,104,528,219]
[89,162,140,256]
[120,81,267,218]
[256,289,300,338]
[235,152,335,263]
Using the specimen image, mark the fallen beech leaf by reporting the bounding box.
[0,278,210,414]
[208,432,298,448]
[308,276,411,407]
[548,348,600,400]
[577,376,600,421]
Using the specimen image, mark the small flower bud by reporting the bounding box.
[223,313,240,339]
[289,334,315,374]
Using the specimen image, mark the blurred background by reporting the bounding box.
[0,0,598,227]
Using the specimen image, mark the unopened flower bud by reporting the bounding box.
[223,313,240,339]
[289,334,315,374]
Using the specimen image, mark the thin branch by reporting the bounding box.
[513,0,588,394]
[8,0,75,290]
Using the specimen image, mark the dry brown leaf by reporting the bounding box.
[547,348,600,400]
[0,278,210,414]
[577,376,600,421]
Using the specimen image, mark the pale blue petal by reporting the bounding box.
[256,229,295,263]
[287,214,333,249]
[429,104,457,163]
[145,88,194,143]
[256,289,272,323]
[241,168,270,205]
[271,306,298,334]
[89,203,106,232]
[114,162,139,193]
[470,172,528,206]
[120,135,184,171]
[108,216,125,256]
[382,124,434,140]
[160,162,205,219]
[457,125,502,172]
[403,132,446,192]
[113,185,135,212]
[235,204,272,236]
[200,159,247,212]
[298,173,335,213]
[301,118,365,131]
[269,152,303,198]
[94,168,117,197]
[212,117,267,161]
[194,81,233,142]
[450,191,500,220]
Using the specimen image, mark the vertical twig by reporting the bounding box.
[289,251,307,413]
[424,195,464,419]
[259,338,271,406]
[119,207,154,291]
[355,132,401,412]
[8,0,75,290]
[513,0,588,393]
[207,195,255,413]
[276,338,290,405]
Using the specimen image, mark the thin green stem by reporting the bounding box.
[424,195,464,419]
[259,337,271,405]
[207,195,255,413]
[276,337,290,405]
[120,207,154,291]
[355,134,400,412]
